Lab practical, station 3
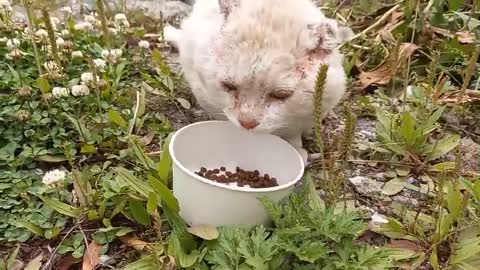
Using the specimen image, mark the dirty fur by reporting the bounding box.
[165,0,353,163]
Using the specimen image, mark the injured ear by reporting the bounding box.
[297,18,354,53]
[218,0,240,18]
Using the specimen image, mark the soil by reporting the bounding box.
[195,166,279,188]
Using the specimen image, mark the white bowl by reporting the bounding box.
[169,121,305,226]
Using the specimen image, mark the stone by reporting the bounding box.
[348,176,383,196]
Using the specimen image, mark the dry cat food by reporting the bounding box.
[194,166,279,188]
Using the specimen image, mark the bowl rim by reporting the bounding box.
[169,120,305,193]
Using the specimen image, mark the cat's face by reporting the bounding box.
[198,0,353,135]
[213,48,314,135]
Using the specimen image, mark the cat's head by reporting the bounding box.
[203,0,353,134]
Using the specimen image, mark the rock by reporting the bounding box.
[458,137,480,173]
[348,176,383,196]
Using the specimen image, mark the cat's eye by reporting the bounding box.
[269,90,294,101]
[221,81,238,92]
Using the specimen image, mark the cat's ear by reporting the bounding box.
[298,19,353,53]
[218,0,240,18]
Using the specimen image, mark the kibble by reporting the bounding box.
[194,166,279,188]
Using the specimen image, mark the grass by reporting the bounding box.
[0,0,480,269]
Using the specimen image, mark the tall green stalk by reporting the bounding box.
[21,0,42,74]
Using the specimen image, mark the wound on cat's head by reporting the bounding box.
[209,0,352,133]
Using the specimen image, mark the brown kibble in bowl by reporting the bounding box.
[194,166,279,188]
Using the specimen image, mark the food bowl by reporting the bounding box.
[169,121,305,226]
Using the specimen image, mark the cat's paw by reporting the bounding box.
[164,25,181,47]
[296,147,308,166]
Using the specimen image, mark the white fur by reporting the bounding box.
[166,0,352,164]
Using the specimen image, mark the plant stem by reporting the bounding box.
[22,0,42,75]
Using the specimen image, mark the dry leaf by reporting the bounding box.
[24,254,43,270]
[455,31,475,43]
[398,43,419,59]
[56,255,82,270]
[82,242,101,270]
[430,26,475,44]
[438,89,480,104]
[119,235,149,251]
[141,132,155,146]
[389,240,422,251]
[358,66,393,89]
[187,224,219,240]
[358,43,418,89]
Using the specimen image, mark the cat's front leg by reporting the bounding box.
[285,135,308,166]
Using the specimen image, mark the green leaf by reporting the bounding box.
[451,237,480,265]
[446,181,463,221]
[115,167,154,198]
[72,169,89,207]
[168,233,201,268]
[34,154,69,163]
[64,113,91,142]
[382,178,406,196]
[400,112,415,145]
[152,49,165,68]
[15,221,45,237]
[39,196,82,218]
[447,0,463,10]
[426,134,461,161]
[36,77,51,93]
[148,175,179,213]
[7,64,20,82]
[7,246,20,269]
[423,106,445,128]
[108,110,128,129]
[157,133,173,184]
[121,255,159,270]
[129,198,151,226]
[431,162,457,172]
[128,137,156,171]
[146,192,157,215]
[80,144,98,154]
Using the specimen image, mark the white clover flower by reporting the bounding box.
[60,6,72,15]
[93,58,106,71]
[74,22,93,31]
[43,60,59,72]
[56,37,65,47]
[114,13,130,28]
[0,0,11,8]
[101,49,110,59]
[0,0,12,13]
[35,29,48,39]
[72,50,83,58]
[114,13,127,23]
[42,169,66,186]
[0,37,7,43]
[7,48,23,60]
[81,72,95,84]
[109,27,118,35]
[61,29,70,36]
[6,38,20,49]
[111,48,122,58]
[71,84,90,96]
[52,87,69,98]
[50,17,60,30]
[138,40,150,49]
[371,212,389,224]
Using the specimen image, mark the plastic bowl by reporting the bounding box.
[169,121,305,225]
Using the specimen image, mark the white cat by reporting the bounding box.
[165,0,353,164]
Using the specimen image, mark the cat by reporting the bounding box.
[164,0,353,164]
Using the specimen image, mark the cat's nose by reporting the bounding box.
[238,118,259,130]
